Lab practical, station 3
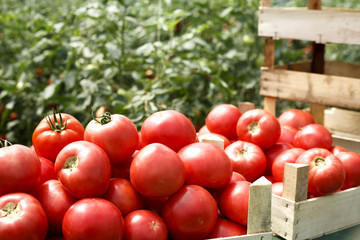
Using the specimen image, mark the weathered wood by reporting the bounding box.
[258,8,360,45]
[324,107,360,137]
[197,134,224,150]
[282,163,309,202]
[247,176,272,235]
[208,232,273,240]
[260,68,360,110]
[238,102,255,114]
[263,97,276,116]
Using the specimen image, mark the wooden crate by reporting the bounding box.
[257,0,360,153]
[272,163,360,240]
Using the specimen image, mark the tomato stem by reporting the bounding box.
[248,121,260,134]
[1,202,20,219]
[64,156,79,173]
[92,109,112,125]
[46,109,67,132]
[314,156,326,167]
[0,138,12,148]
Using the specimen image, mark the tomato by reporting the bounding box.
[62,198,124,240]
[197,132,231,148]
[293,124,333,150]
[230,171,246,183]
[0,144,41,196]
[32,111,84,162]
[206,217,247,239]
[84,112,139,165]
[124,209,168,240]
[295,148,345,196]
[55,140,111,199]
[37,179,77,235]
[103,178,144,217]
[140,110,197,152]
[236,109,281,150]
[162,185,218,240]
[224,140,266,182]
[330,145,348,156]
[264,142,293,176]
[198,125,210,135]
[272,182,283,196]
[278,109,314,129]
[130,143,185,197]
[0,193,48,240]
[205,104,242,140]
[278,125,298,145]
[178,142,232,189]
[272,148,305,182]
[218,181,251,226]
[143,196,168,215]
[336,151,360,190]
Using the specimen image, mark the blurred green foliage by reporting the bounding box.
[1,0,359,145]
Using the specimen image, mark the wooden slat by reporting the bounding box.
[324,107,360,138]
[274,61,311,72]
[260,68,360,110]
[282,164,309,202]
[258,8,360,45]
[209,232,273,240]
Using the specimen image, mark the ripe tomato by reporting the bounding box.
[124,210,168,240]
[293,124,333,150]
[205,104,242,140]
[178,142,233,189]
[236,109,281,150]
[130,143,185,197]
[278,125,298,145]
[230,171,246,183]
[140,110,197,152]
[37,179,77,235]
[330,145,348,156]
[38,157,57,184]
[206,217,247,239]
[0,144,41,196]
[336,152,360,190]
[0,193,48,240]
[103,178,144,217]
[218,181,251,226]
[264,142,293,176]
[162,185,218,240]
[278,109,314,129]
[84,112,139,165]
[272,182,283,196]
[55,141,111,199]
[32,111,84,162]
[272,148,305,182]
[198,125,210,135]
[295,148,345,196]
[224,140,266,182]
[62,198,124,240]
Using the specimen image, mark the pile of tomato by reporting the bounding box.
[1,104,360,240]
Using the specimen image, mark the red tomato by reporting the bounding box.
[143,196,168,215]
[278,109,314,129]
[178,142,233,189]
[140,110,197,152]
[236,109,281,150]
[198,125,210,135]
[330,145,348,156]
[278,125,298,144]
[293,124,333,150]
[62,198,124,240]
[110,157,133,180]
[162,185,218,240]
[264,142,293,176]
[272,148,305,182]
[224,140,266,182]
[205,104,242,140]
[0,193,48,240]
[55,141,111,199]
[336,152,360,190]
[130,143,185,197]
[0,144,41,196]
[37,179,77,235]
[206,217,247,239]
[295,148,345,196]
[124,209,168,240]
[32,112,84,162]
[84,113,139,165]
[272,182,283,196]
[230,171,246,183]
[39,157,57,184]
[103,178,144,217]
[218,181,251,226]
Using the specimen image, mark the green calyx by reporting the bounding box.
[46,109,67,132]
[0,139,12,148]
[92,110,112,125]
[1,203,20,219]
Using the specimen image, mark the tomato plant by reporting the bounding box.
[130,143,185,197]
[32,111,84,162]
[224,140,266,182]
[236,109,281,150]
[62,198,124,240]
[293,123,333,150]
[55,140,111,199]
[84,112,139,165]
[336,151,360,190]
[278,109,314,130]
[295,148,345,196]
[0,193,48,240]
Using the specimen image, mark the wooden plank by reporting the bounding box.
[247,176,272,235]
[258,8,360,45]
[274,61,311,72]
[309,103,325,125]
[282,164,309,202]
[238,102,255,114]
[263,97,276,116]
[209,232,273,240]
[198,134,224,150]
[272,187,360,240]
[324,107,360,137]
[260,68,360,110]
[332,135,360,154]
